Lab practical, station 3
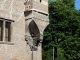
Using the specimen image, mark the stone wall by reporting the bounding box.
[0,0,49,60]
[0,0,30,60]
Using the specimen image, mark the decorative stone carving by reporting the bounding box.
[25,34,43,51]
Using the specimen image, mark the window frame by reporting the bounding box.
[0,18,14,45]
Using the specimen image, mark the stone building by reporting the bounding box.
[0,0,49,60]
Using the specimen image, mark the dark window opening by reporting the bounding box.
[5,22,11,42]
[0,21,3,41]
[0,19,12,42]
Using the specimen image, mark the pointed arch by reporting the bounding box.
[29,20,40,38]
[29,20,41,47]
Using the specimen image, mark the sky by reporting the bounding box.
[75,0,80,10]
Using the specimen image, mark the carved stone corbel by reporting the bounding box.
[25,34,43,51]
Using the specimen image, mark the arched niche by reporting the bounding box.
[29,20,40,38]
[29,20,41,48]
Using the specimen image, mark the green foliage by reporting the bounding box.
[62,0,75,7]
[42,49,53,60]
[60,37,80,60]
[42,0,80,60]
[57,48,66,60]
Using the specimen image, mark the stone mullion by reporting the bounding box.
[2,21,6,42]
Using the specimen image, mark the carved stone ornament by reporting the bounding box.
[25,35,43,51]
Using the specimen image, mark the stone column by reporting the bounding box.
[32,51,37,60]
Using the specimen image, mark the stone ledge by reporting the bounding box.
[0,18,14,22]
[25,17,49,22]
[0,41,14,45]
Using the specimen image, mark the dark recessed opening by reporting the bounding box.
[29,20,40,38]
[0,21,3,41]
[29,20,40,47]
[40,0,42,3]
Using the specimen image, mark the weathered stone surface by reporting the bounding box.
[0,0,49,60]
